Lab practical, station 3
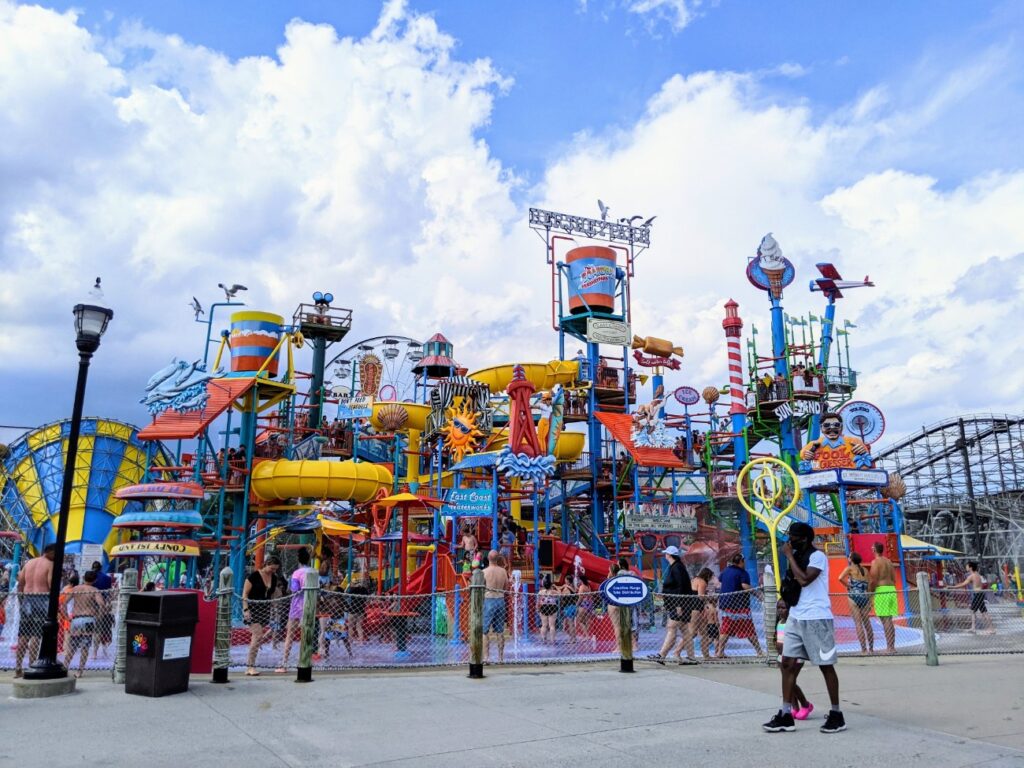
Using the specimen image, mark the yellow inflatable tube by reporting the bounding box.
[467,360,579,394]
[251,460,393,503]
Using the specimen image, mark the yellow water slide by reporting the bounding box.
[251,459,393,503]
[467,360,579,394]
[483,428,585,462]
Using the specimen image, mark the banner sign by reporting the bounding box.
[798,468,889,490]
[632,350,681,370]
[585,318,631,346]
[444,488,495,517]
[110,541,200,558]
[601,574,649,607]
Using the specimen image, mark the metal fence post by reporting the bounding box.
[916,571,939,667]
[764,582,778,663]
[468,569,484,678]
[297,569,318,683]
[617,603,634,673]
[112,568,138,684]
[212,567,233,684]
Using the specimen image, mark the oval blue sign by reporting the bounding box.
[600,574,649,607]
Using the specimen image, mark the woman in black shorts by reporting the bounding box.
[243,556,282,675]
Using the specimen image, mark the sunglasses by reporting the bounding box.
[637,532,684,553]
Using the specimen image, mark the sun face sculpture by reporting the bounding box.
[441,400,485,464]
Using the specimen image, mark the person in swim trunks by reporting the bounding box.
[67,570,102,677]
[483,551,509,663]
[15,544,55,678]
[868,542,897,654]
[953,561,995,634]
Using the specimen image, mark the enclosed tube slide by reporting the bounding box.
[251,459,393,503]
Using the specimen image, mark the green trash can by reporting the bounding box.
[125,591,199,697]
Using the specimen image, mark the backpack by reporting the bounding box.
[780,546,814,607]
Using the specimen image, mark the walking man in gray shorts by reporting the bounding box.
[763,522,846,734]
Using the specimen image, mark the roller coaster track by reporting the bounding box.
[872,413,1024,561]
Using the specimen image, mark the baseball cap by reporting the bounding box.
[662,545,681,556]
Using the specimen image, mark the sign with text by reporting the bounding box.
[585,318,631,346]
[337,395,373,420]
[773,399,823,421]
[798,468,889,490]
[622,502,699,532]
[444,487,495,517]
[601,574,649,607]
[673,386,700,406]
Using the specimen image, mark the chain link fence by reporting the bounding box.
[3,582,1022,673]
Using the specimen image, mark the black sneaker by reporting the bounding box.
[820,711,847,733]
[762,710,796,732]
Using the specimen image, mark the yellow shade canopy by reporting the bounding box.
[900,535,961,554]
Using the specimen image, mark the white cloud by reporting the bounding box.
[1,0,1022,448]
[626,0,701,33]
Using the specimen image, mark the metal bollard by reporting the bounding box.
[764,581,778,664]
[468,570,484,678]
[296,569,318,683]
[112,568,138,684]
[617,603,634,673]
[916,572,939,667]
[212,567,233,684]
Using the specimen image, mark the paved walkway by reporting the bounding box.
[2,656,1023,767]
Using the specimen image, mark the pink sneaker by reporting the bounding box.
[793,702,814,721]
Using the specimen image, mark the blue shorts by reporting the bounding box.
[483,598,505,633]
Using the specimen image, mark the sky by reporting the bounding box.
[1,0,1023,448]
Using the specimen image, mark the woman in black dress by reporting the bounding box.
[243,556,282,675]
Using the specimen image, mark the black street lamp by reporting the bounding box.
[25,303,113,680]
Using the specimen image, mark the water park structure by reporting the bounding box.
[5,203,1017,668]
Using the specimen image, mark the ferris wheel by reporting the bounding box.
[326,335,423,402]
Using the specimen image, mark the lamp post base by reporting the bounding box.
[13,676,76,699]
[23,659,69,681]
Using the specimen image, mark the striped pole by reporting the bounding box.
[722,299,745,415]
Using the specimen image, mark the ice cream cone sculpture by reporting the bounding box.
[757,233,787,299]
[631,335,684,359]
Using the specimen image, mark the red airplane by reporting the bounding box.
[809,263,874,299]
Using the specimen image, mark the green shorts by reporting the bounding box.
[873,585,898,617]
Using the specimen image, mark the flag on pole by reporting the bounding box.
[844,320,857,329]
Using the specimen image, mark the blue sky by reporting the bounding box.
[1,0,1023,441]
[44,0,1022,185]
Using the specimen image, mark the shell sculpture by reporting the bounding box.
[701,386,721,405]
[881,472,907,501]
[377,403,409,432]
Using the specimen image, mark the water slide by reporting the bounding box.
[483,427,585,461]
[551,540,616,585]
[251,459,393,503]
[467,360,579,393]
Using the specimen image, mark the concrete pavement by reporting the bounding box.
[1,656,1022,767]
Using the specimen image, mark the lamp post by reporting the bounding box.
[25,304,113,680]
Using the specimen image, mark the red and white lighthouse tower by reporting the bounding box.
[722,299,746,415]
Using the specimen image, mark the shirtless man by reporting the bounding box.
[461,526,478,565]
[953,561,995,634]
[67,570,102,677]
[15,544,55,677]
[482,550,509,663]
[868,543,897,654]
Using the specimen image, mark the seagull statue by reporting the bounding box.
[190,296,204,320]
[217,283,247,302]
[89,277,103,300]
[619,215,644,226]
[642,215,657,228]
[597,199,610,221]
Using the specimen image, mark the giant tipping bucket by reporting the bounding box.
[229,311,283,376]
[566,245,618,315]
